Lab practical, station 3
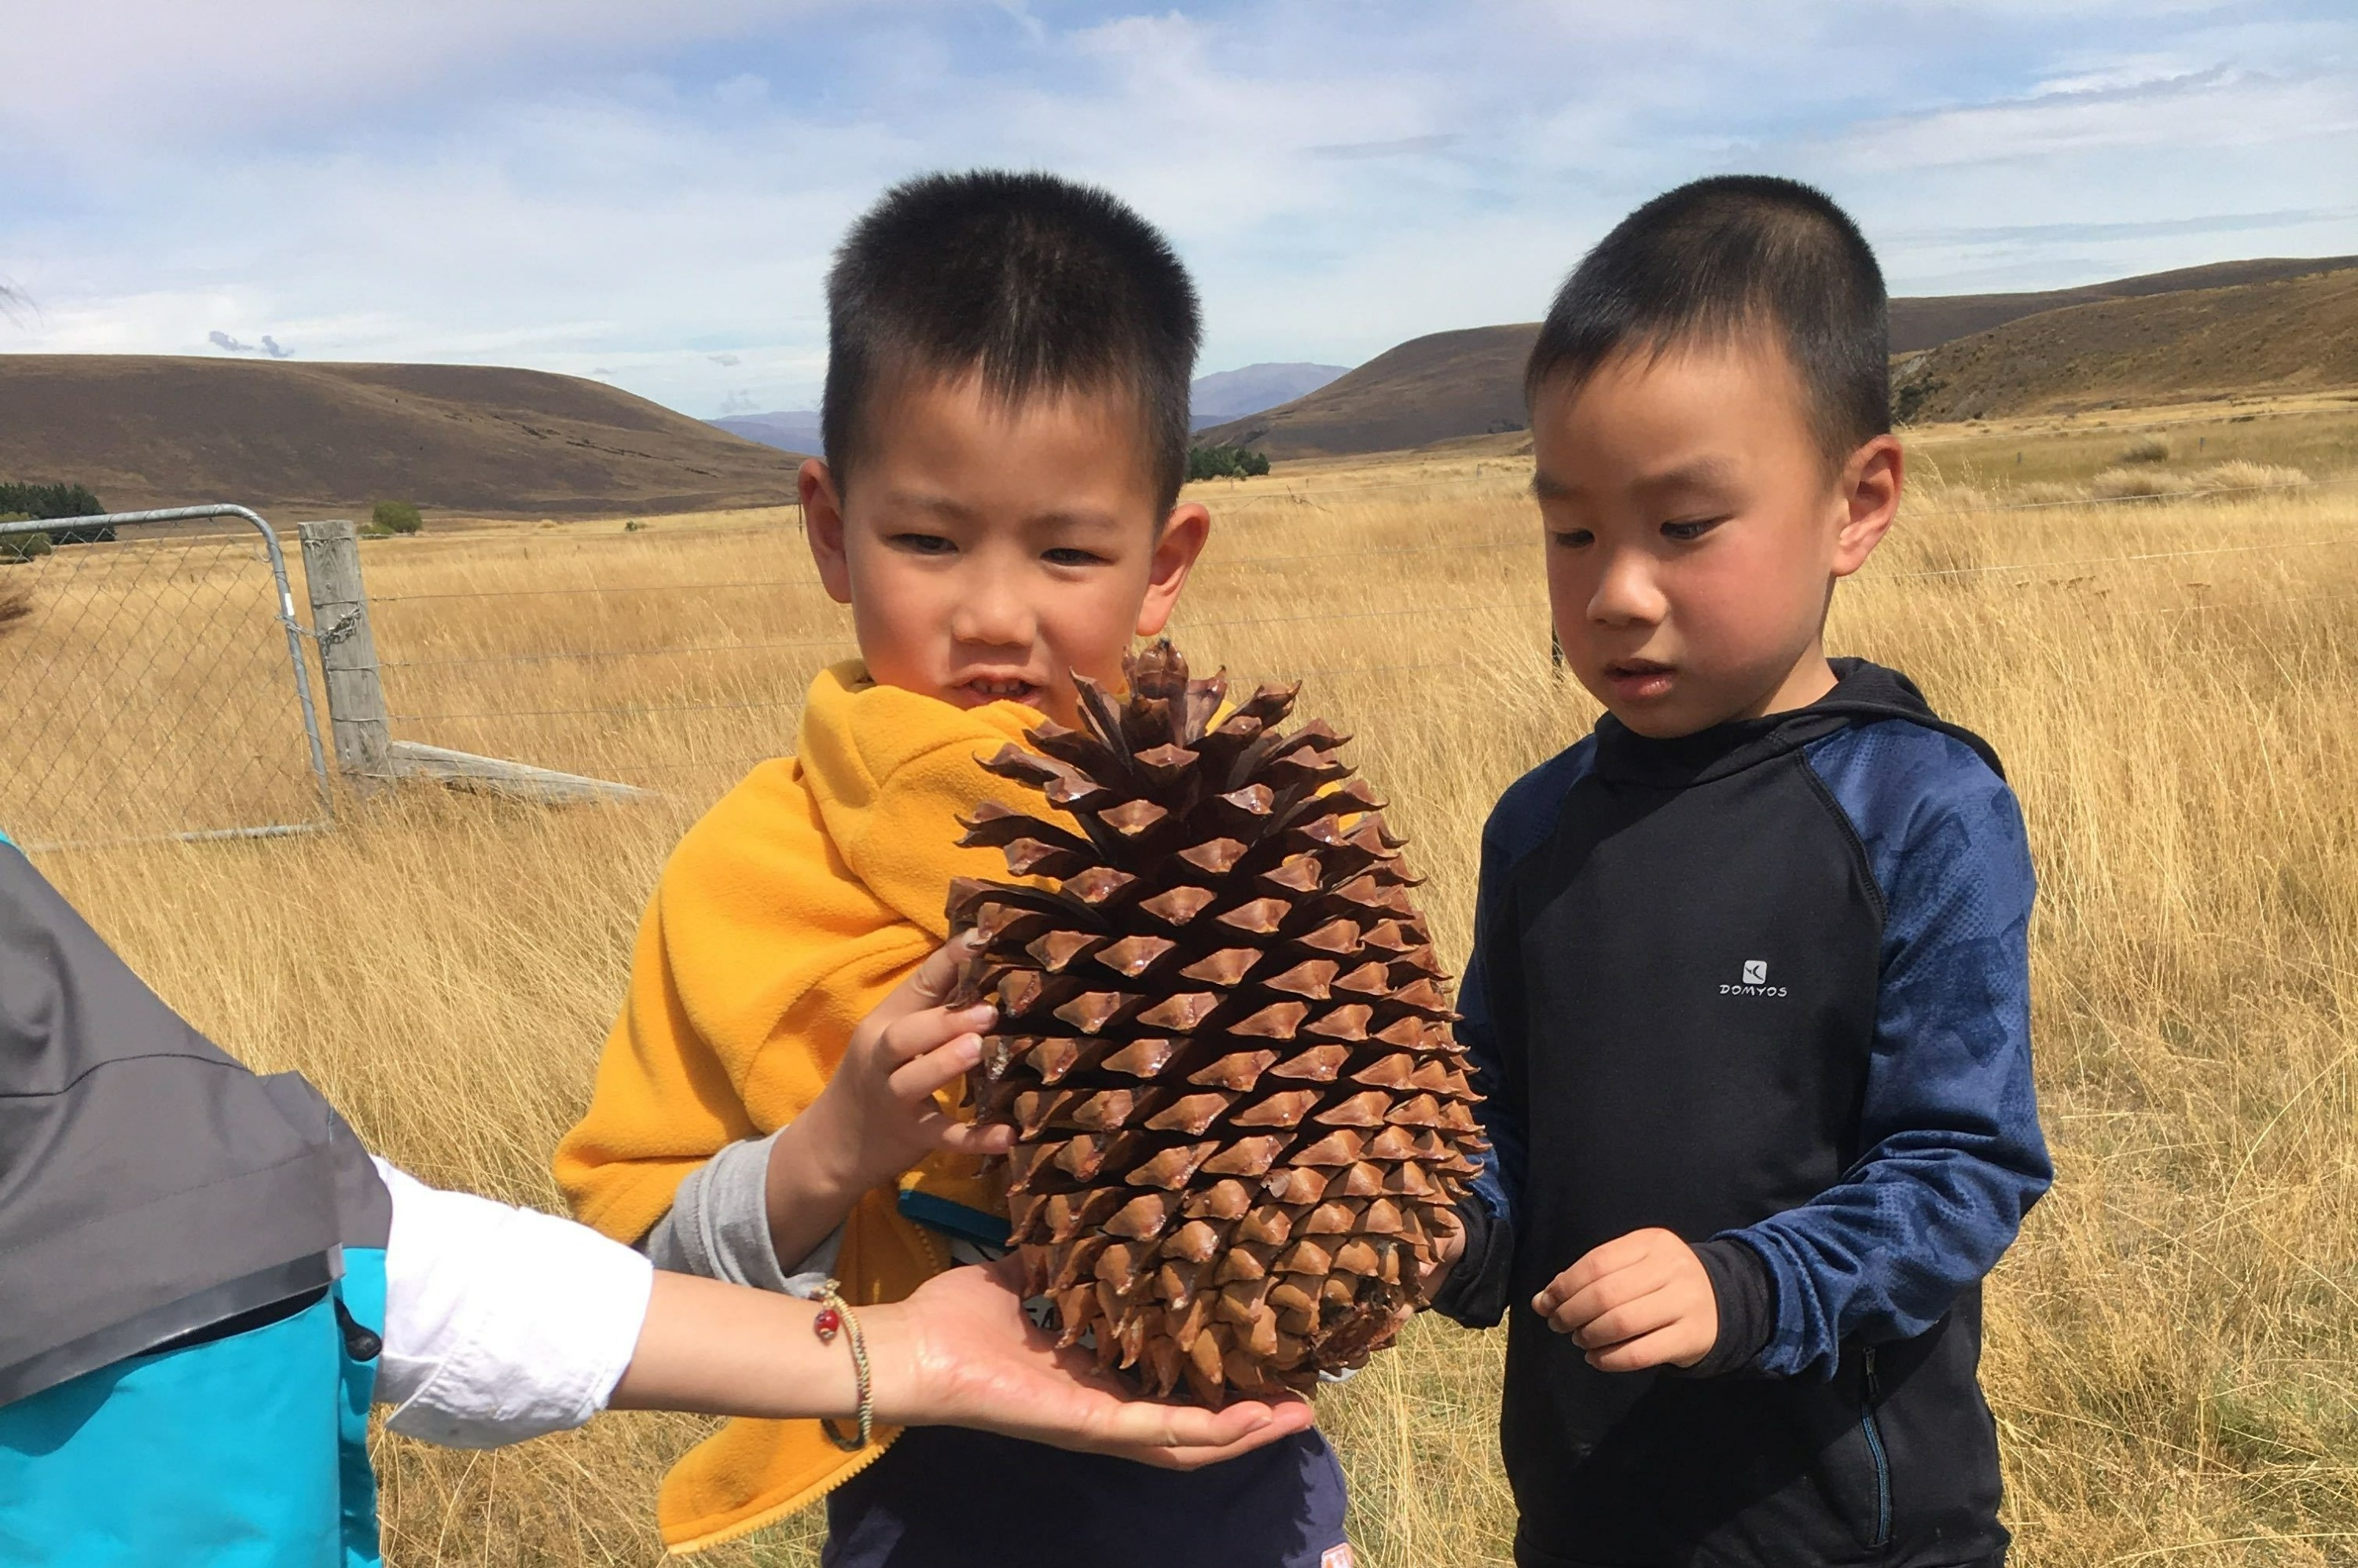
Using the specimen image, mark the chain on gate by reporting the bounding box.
[0,506,335,849]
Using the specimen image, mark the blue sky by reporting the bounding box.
[2,1,2352,417]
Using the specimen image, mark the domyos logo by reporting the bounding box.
[1721,959,1788,998]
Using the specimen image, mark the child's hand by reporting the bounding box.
[815,935,1014,1191]
[1531,1228,1717,1372]
[766,938,1014,1265]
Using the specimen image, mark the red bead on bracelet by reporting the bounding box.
[814,1306,842,1338]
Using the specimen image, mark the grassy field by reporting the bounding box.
[5,396,2357,1564]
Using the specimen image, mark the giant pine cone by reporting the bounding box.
[946,640,1485,1404]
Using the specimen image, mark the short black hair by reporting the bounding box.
[821,170,1202,512]
[1526,175,1888,465]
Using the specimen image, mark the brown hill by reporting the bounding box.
[0,355,808,519]
[1891,266,2358,423]
[1199,325,1538,457]
[1203,255,2358,459]
[1886,255,2358,352]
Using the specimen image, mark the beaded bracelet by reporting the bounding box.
[813,1279,873,1452]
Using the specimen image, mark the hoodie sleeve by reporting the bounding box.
[1724,726,2053,1379]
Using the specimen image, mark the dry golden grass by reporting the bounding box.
[6,408,2358,1565]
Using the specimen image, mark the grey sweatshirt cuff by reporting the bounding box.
[640,1129,841,1298]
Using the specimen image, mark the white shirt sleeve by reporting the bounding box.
[371,1159,654,1449]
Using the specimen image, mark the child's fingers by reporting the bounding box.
[1531,1229,1684,1319]
[904,930,984,1006]
[937,1119,1016,1156]
[1563,1282,1683,1350]
[876,1003,997,1071]
[854,934,990,1047]
[1563,1255,1681,1327]
[1530,1231,1656,1316]
[884,1031,986,1103]
[1583,1323,1701,1374]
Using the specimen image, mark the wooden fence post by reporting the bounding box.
[297,520,393,787]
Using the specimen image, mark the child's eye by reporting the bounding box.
[1043,547,1107,567]
[1548,529,1594,550]
[890,533,957,556]
[1662,518,1724,542]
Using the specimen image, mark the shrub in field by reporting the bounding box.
[0,513,53,564]
[0,583,27,632]
[373,500,425,535]
[2117,434,2171,465]
[1188,444,1271,481]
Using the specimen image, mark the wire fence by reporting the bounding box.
[0,509,333,847]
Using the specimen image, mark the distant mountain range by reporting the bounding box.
[711,409,825,453]
[1199,255,2358,457]
[1190,362,1349,422]
[710,362,1351,454]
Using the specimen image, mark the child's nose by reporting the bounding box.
[950,571,1037,648]
[1587,550,1667,626]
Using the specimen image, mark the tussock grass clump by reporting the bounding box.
[2190,459,2309,493]
[2090,465,2183,500]
[2117,433,2173,465]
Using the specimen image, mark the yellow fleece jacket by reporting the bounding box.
[553,661,1059,1553]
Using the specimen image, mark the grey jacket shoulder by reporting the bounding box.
[0,844,389,1405]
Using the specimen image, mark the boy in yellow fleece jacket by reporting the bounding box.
[555,171,1352,1566]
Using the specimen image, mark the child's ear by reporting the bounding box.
[1136,502,1210,637]
[1831,435,1901,579]
[801,459,854,607]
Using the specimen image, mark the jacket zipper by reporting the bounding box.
[1860,1346,1892,1548]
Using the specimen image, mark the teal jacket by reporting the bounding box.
[0,832,391,1565]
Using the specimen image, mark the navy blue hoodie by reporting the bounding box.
[1433,660,2051,1568]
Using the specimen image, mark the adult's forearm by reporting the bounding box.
[608,1272,862,1418]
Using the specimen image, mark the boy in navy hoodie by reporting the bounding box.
[1427,177,2052,1567]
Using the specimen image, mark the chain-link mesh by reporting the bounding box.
[0,512,332,846]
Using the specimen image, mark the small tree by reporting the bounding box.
[373,501,424,535]
[1187,444,1271,482]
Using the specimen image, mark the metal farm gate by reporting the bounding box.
[0,505,333,847]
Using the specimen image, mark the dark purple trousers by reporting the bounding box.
[821,1425,1350,1568]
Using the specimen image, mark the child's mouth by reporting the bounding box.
[957,677,1044,707]
[1602,660,1675,701]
